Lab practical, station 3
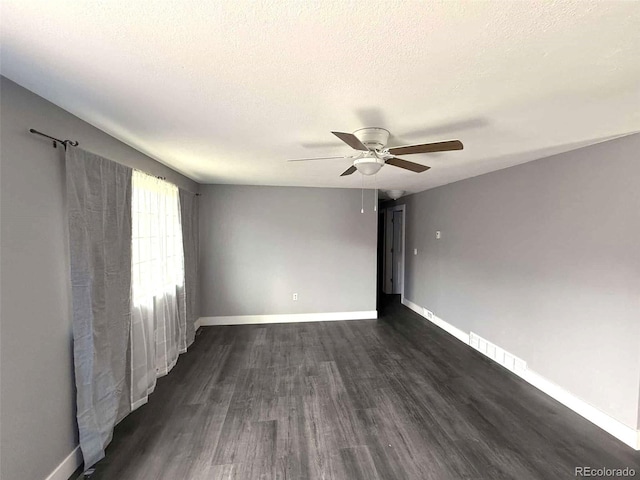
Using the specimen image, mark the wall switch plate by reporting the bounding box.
[414,248,418,255]
[436,231,441,239]
[292,293,298,301]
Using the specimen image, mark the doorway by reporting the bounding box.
[381,205,405,298]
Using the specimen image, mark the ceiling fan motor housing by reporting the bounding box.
[353,127,390,151]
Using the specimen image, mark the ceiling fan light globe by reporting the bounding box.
[386,189,405,200]
[355,162,383,176]
[353,156,385,176]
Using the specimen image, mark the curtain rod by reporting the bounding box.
[29,128,79,150]
[154,175,201,196]
[29,128,200,196]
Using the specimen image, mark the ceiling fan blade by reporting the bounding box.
[331,131,369,151]
[287,156,348,162]
[340,165,357,176]
[386,157,431,173]
[389,140,463,156]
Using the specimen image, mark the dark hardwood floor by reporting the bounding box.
[88,296,640,479]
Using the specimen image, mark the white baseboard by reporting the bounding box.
[197,310,377,326]
[194,317,202,330]
[402,297,469,344]
[401,297,640,451]
[45,446,82,480]
[518,369,640,450]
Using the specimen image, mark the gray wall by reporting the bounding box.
[396,134,640,430]
[0,77,199,480]
[199,185,377,317]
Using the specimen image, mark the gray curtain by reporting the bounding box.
[179,189,199,346]
[66,146,132,469]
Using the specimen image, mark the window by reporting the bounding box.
[131,171,184,306]
[130,170,186,408]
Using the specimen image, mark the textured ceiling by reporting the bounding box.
[1,1,639,193]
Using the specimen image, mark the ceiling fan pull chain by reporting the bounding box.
[361,174,364,214]
[374,173,377,212]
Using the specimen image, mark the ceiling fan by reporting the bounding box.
[288,127,463,176]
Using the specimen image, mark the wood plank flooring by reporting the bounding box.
[88,296,640,479]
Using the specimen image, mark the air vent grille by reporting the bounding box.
[469,332,527,374]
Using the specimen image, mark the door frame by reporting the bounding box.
[383,203,406,300]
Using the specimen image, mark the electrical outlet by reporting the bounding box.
[436,231,441,239]
[292,293,298,301]
[424,308,434,320]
